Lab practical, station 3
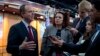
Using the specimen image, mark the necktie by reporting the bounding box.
[56,29,62,56]
[28,26,34,41]
[75,20,82,29]
[56,52,62,56]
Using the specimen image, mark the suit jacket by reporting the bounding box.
[6,21,38,56]
[72,16,90,43]
[40,25,73,56]
[61,29,100,56]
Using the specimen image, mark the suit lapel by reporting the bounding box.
[19,21,38,42]
[74,19,80,28]
[32,27,38,43]
[91,30,100,45]
[86,30,100,53]
[18,21,29,39]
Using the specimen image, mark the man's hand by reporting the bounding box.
[70,28,79,35]
[19,37,36,51]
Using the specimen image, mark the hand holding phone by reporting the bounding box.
[49,36,64,47]
[48,35,56,40]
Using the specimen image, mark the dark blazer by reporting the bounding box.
[61,30,100,56]
[6,21,38,56]
[72,16,90,43]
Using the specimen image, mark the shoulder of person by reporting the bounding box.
[10,22,21,28]
[64,27,72,33]
[45,25,55,30]
[73,18,79,23]
[74,18,80,21]
[64,26,70,30]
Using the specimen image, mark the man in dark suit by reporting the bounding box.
[49,0,100,56]
[71,16,89,43]
[6,4,38,56]
[70,0,92,44]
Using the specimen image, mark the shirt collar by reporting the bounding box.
[22,19,29,28]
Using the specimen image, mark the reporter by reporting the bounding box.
[50,0,100,56]
[40,11,73,56]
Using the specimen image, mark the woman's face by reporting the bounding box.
[55,13,64,25]
[86,20,93,32]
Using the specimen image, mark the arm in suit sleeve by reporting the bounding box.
[6,25,20,54]
[76,17,89,37]
[61,38,90,53]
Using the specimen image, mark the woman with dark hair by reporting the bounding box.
[69,19,95,56]
[70,0,93,44]
[49,0,100,56]
[52,11,70,28]
[40,11,73,56]
[71,19,95,56]
[76,19,95,45]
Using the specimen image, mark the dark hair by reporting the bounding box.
[20,4,26,15]
[91,0,100,11]
[52,11,70,28]
[83,19,95,40]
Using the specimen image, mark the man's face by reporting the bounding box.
[78,9,88,19]
[23,5,34,23]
